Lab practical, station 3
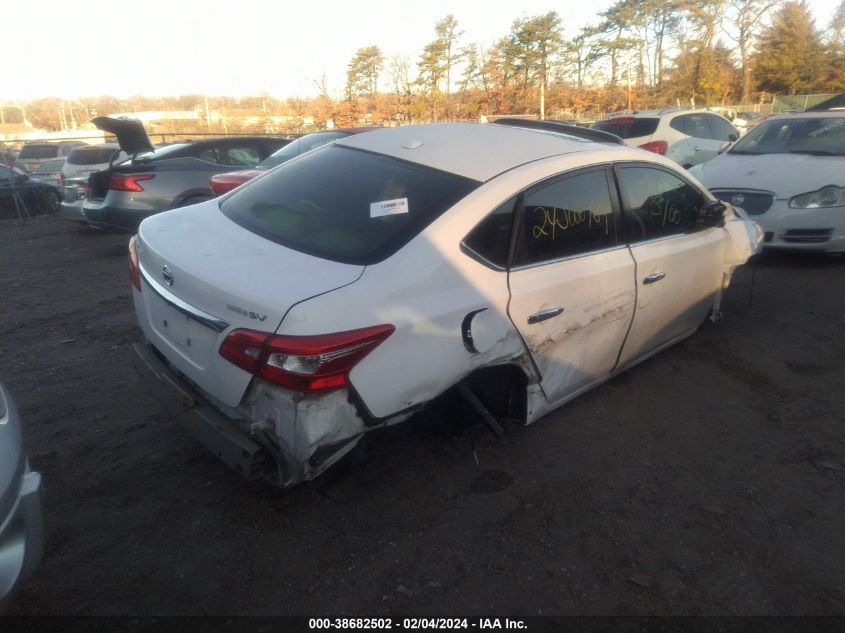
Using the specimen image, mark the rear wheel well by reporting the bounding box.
[463,364,529,426]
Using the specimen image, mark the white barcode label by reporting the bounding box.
[370,197,409,218]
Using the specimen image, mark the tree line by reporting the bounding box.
[2,0,843,133]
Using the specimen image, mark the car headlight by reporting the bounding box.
[789,185,845,209]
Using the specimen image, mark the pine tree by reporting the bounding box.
[753,1,825,94]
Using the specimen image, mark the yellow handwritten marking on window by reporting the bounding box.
[647,195,682,227]
[531,206,610,240]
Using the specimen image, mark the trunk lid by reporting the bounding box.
[134,200,365,406]
[91,116,155,155]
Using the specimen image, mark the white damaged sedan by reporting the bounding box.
[130,121,761,487]
[690,111,845,253]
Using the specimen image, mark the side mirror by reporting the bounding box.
[14,173,29,184]
[698,199,726,228]
[728,133,738,142]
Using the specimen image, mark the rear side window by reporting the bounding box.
[514,168,618,266]
[592,118,659,139]
[462,198,516,268]
[221,145,480,265]
[67,147,120,165]
[617,166,706,241]
[18,145,58,159]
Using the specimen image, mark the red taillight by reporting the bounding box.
[638,140,668,155]
[110,174,154,192]
[210,175,251,196]
[128,235,141,291]
[219,325,395,393]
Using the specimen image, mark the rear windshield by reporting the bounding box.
[221,145,480,265]
[18,144,59,159]
[592,117,659,139]
[67,146,120,165]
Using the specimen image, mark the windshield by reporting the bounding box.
[260,132,349,168]
[592,117,659,139]
[221,145,480,265]
[730,116,845,156]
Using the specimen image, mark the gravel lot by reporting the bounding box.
[2,214,844,616]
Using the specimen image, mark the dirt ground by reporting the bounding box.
[1,214,843,616]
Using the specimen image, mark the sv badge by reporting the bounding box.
[227,303,267,321]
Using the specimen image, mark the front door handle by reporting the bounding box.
[527,307,563,325]
[643,272,666,284]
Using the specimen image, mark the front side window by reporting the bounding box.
[706,114,738,141]
[617,166,706,241]
[514,168,618,267]
[221,145,479,264]
[222,145,261,166]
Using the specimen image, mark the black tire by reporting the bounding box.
[39,189,60,215]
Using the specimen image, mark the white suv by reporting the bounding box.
[593,109,739,168]
[129,121,761,487]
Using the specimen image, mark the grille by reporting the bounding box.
[712,190,775,215]
[781,229,833,244]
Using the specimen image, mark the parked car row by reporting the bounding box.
[75,117,290,232]
[593,105,844,254]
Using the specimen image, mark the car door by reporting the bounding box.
[668,114,720,166]
[506,166,637,405]
[614,163,725,369]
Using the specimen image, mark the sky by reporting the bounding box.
[1,0,842,102]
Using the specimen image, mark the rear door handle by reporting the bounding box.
[643,272,666,284]
[527,307,563,325]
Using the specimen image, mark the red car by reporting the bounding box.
[210,128,374,195]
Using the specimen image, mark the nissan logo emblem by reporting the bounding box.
[161,265,174,286]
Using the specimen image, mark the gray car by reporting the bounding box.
[81,117,290,233]
[0,383,44,613]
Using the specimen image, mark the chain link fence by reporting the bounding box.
[771,94,837,113]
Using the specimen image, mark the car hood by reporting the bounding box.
[691,153,845,199]
[91,116,155,155]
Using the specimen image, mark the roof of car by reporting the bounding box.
[336,122,604,182]
[766,110,845,119]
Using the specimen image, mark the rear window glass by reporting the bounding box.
[592,117,659,139]
[18,144,58,159]
[67,147,120,165]
[221,145,480,265]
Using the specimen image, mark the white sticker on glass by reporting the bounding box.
[370,197,409,218]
